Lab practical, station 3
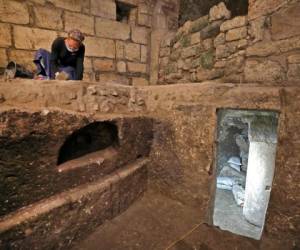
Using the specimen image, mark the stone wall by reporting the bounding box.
[158,0,300,84]
[0,0,157,86]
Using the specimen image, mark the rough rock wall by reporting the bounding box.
[0,80,299,247]
[178,0,248,26]
[0,0,154,86]
[159,0,300,84]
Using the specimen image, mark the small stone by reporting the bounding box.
[209,2,231,22]
[220,16,248,32]
[226,26,247,42]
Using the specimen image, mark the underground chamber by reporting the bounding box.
[213,109,279,240]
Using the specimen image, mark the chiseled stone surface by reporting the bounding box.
[13,26,57,51]
[64,12,94,35]
[33,6,63,30]
[8,50,36,71]
[0,0,30,24]
[48,0,83,12]
[93,59,115,72]
[91,0,116,19]
[125,43,141,61]
[127,62,147,73]
[0,23,11,48]
[96,18,130,41]
[84,36,115,58]
[131,26,149,45]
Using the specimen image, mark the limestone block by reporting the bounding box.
[288,54,300,64]
[8,50,36,71]
[0,0,29,24]
[117,61,126,73]
[226,26,247,42]
[125,43,140,61]
[85,37,115,58]
[271,3,300,40]
[48,0,83,12]
[245,60,285,82]
[214,33,225,47]
[116,41,125,59]
[127,62,147,73]
[132,77,149,86]
[141,45,147,63]
[209,2,231,22]
[33,6,63,30]
[13,26,57,50]
[93,59,115,72]
[131,26,149,45]
[221,16,248,32]
[287,64,300,81]
[65,12,94,35]
[96,18,130,41]
[0,48,7,68]
[0,23,11,48]
[91,0,116,19]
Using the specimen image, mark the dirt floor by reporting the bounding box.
[73,189,273,250]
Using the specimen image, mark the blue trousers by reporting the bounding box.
[34,49,76,80]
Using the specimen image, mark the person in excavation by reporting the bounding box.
[34,29,85,81]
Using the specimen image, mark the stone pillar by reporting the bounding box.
[243,115,278,227]
[149,1,168,85]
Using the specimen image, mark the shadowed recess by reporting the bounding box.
[57,122,119,165]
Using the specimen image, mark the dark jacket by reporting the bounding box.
[50,37,85,80]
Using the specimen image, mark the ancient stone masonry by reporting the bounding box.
[158,0,300,84]
[0,0,161,85]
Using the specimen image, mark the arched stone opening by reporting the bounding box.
[57,121,119,165]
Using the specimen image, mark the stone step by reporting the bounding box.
[0,158,149,250]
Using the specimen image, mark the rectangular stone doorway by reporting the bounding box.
[213,109,279,240]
